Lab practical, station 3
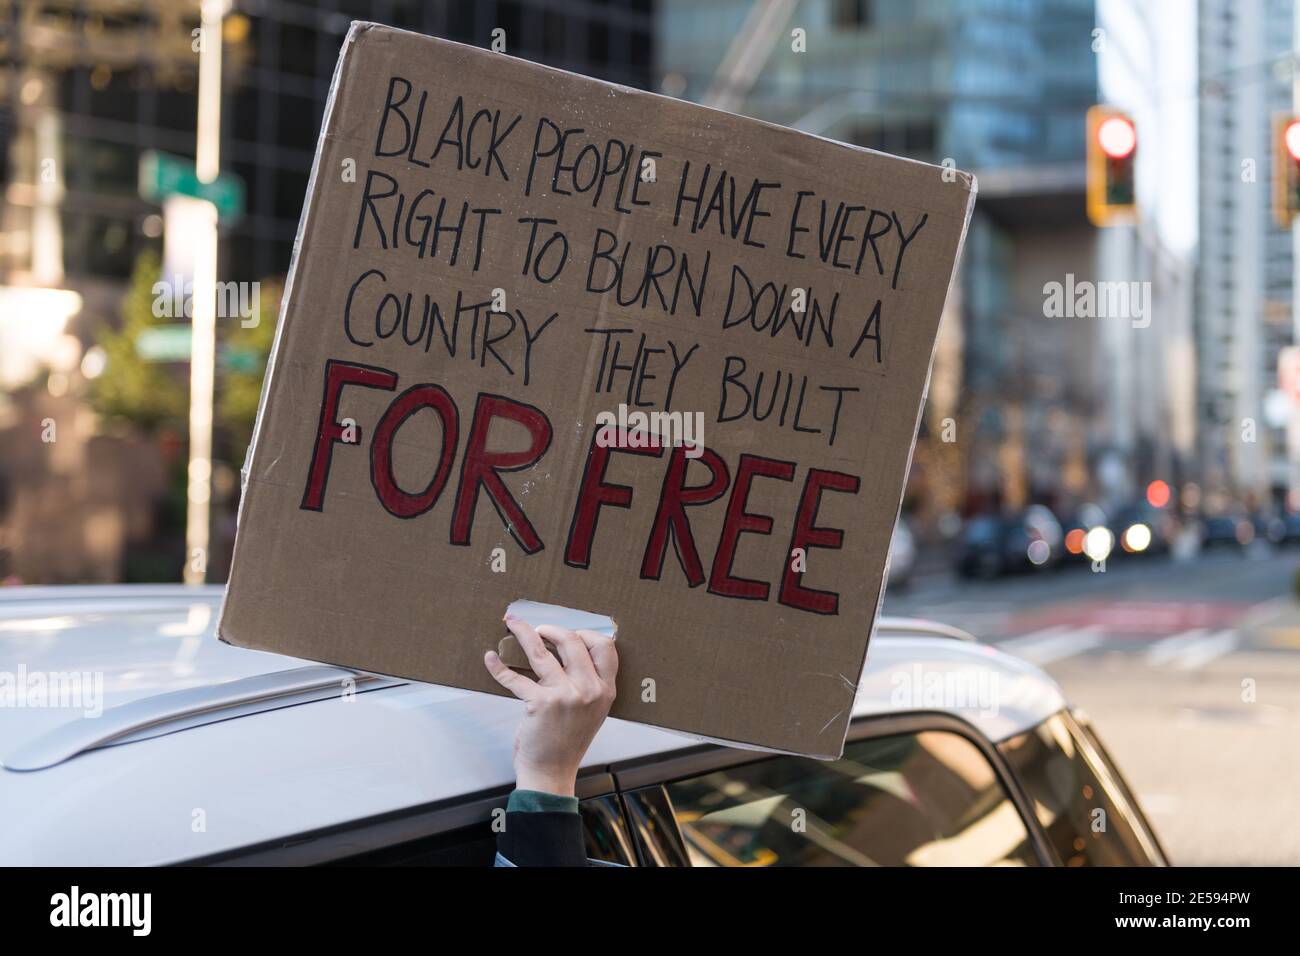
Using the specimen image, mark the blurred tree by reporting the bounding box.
[85,253,282,582]
[90,250,281,453]
[88,251,188,434]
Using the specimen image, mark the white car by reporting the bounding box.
[0,586,1166,866]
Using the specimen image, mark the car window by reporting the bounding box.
[579,795,638,864]
[327,795,633,866]
[997,711,1165,866]
[1071,715,1167,862]
[664,730,1041,866]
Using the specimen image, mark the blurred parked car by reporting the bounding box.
[1058,503,1112,564]
[1251,509,1285,546]
[1110,502,1174,556]
[1200,513,1254,550]
[954,514,1004,579]
[1279,510,1300,545]
[886,518,917,589]
[0,586,1167,867]
[955,506,1063,578]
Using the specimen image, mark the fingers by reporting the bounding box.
[535,624,599,685]
[573,629,619,684]
[505,615,562,678]
[484,649,539,700]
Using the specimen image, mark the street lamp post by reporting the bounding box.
[184,0,227,586]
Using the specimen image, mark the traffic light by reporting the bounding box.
[1086,106,1137,227]
[1272,114,1300,227]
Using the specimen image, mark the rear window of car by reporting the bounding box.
[997,711,1165,866]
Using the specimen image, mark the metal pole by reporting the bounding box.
[702,0,798,114]
[184,0,226,585]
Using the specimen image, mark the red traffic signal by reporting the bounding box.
[1097,115,1137,159]
[1285,119,1300,161]
[1087,106,1136,226]
[1274,115,1300,226]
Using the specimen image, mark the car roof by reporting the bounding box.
[0,585,1066,864]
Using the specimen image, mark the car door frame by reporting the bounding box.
[611,710,1059,867]
[187,770,627,866]
[187,712,1053,867]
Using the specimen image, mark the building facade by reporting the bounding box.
[1,0,655,289]
[658,0,1103,520]
[1196,0,1294,503]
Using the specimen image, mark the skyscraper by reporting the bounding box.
[658,0,1103,516]
[1196,0,1295,502]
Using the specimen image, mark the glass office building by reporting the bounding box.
[657,0,1100,513]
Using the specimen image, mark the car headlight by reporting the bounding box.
[1122,523,1151,553]
[1083,526,1114,561]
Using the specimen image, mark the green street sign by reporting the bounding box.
[139,150,245,219]
[221,346,262,374]
[135,326,264,370]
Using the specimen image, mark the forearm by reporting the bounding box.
[486,615,618,867]
[495,789,588,867]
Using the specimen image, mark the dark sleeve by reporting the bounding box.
[496,789,589,867]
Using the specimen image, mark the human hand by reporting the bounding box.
[484,614,618,797]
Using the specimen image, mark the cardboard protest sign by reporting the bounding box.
[219,23,976,758]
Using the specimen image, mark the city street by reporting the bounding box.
[885,548,1300,865]
[4,0,1300,896]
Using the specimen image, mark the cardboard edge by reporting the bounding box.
[798,174,978,760]
[216,21,373,647]
[214,22,980,759]
[316,22,979,184]
[478,647,843,759]
[847,170,981,719]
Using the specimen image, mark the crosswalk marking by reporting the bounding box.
[1172,629,1238,671]
[1144,627,1239,670]
[1145,628,1209,666]
[999,625,1104,665]
[981,620,1258,670]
